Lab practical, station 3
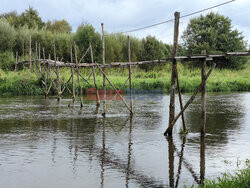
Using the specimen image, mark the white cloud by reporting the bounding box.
[0,0,249,44]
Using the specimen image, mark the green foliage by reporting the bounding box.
[12,27,74,62]
[192,164,250,188]
[1,61,250,96]
[0,20,16,52]
[74,23,102,63]
[0,11,20,28]
[19,7,45,29]
[46,19,72,33]
[0,7,45,29]
[0,69,43,95]
[182,12,247,69]
[140,36,170,71]
[0,51,14,70]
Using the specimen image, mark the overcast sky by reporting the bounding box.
[1,0,250,44]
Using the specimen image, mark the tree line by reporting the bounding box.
[0,7,248,70]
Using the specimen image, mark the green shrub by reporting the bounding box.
[0,20,16,52]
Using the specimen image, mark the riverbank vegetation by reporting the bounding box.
[0,7,250,96]
[192,161,250,188]
[0,61,249,96]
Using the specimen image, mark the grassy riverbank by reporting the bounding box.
[191,162,250,188]
[0,61,250,96]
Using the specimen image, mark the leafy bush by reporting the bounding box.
[0,20,16,52]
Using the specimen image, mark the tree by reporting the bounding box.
[182,12,247,69]
[46,19,72,33]
[0,11,20,28]
[142,36,168,60]
[140,36,169,71]
[0,20,16,52]
[19,7,45,29]
[74,23,102,63]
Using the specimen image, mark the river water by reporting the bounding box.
[0,92,249,188]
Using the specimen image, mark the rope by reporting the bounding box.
[105,0,236,36]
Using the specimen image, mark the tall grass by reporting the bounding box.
[1,61,250,96]
[191,161,250,188]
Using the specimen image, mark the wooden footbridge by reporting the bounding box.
[16,12,250,137]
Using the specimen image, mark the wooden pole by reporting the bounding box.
[43,48,48,98]
[164,63,216,135]
[22,39,24,69]
[167,11,180,137]
[54,40,62,101]
[29,35,31,69]
[90,42,101,106]
[38,43,41,73]
[201,51,207,136]
[128,36,133,114]
[74,42,83,108]
[102,23,106,116]
[200,136,205,185]
[168,137,175,187]
[176,69,187,133]
[35,41,38,74]
[70,46,76,104]
[15,52,18,71]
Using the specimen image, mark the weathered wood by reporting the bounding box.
[17,51,250,68]
[70,46,76,104]
[201,52,207,136]
[74,42,83,108]
[38,43,41,73]
[200,136,205,185]
[102,23,106,115]
[176,69,187,133]
[95,63,133,114]
[54,40,62,101]
[15,52,18,71]
[164,63,216,136]
[168,11,180,137]
[90,42,100,106]
[128,36,133,114]
[22,39,24,69]
[35,41,40,77]
[29,35,31,69]
[42,48,48,97]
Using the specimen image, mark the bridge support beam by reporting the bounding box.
[166,11,180,137]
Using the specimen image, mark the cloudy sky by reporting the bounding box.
[1,0,250,44]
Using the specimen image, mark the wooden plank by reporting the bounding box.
[17,51,250,68]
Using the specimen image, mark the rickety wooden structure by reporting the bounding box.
[16,11,250,137]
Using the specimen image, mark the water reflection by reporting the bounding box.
[167,136,206,187]
[0,93,249,188]
[185,93,245,145]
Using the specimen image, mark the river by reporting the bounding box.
[0,92,249,188]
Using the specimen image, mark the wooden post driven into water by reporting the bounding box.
[165,12,180,137]
[128,36,133,115]
[54,40,62,101]
[201,51,207,136]
[90,42,101,106]
[70,46,76,104]
[102,23,106,116]
[74,42,83,108]
[176,69,187,133]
